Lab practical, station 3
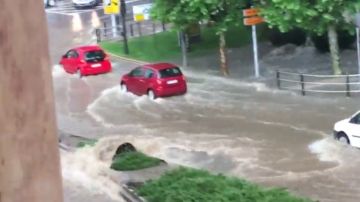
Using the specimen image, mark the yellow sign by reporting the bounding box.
[104,0,119,15]
[134,14,145,22]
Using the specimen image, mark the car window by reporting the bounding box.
[129,67,144,77]
[66,50,78,58]
[85,50,105,62]
[144,69,155,78]
[350,113,360,124]
[159,67,182,78]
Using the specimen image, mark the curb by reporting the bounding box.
[108,53,148,65]
[121,184,146,202]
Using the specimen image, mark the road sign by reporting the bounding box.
[243,8,259,17]
[243,16,264,26]
[104,0,119,15]
[133,3,152,22]
[243,7,263,78]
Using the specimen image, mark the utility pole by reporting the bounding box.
[120,0,129,54]
[0,0,63,202]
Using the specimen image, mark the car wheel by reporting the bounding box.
[337,132,350,145]
[120,83,127,93]
[147,89,156,100]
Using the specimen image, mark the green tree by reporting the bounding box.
[151,0,245,76]
[256,0,360,75]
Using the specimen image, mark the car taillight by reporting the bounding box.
[80,60,86,63]
[156,80,162,85]
[181,75,186,81]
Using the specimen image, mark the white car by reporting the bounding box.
[334,111,360,147]
[73,0,100,8]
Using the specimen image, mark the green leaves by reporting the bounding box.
[256,0,357,35]
[151,0,245,33]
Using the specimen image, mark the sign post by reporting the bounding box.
[104,0,120,38]
[243,8,264,78]
[132,3,152,22]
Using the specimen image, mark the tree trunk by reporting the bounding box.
[219,32,229,76]
[180,31,188,68]
[0,0,63,202]
[327,25,342,75]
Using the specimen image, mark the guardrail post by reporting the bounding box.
[130,23,134,36]
[95,28,101,43]
[346,74,351,97]
[300,74,305,96]
[276,70,280,89]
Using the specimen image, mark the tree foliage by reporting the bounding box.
[256,0,360,74]
[257,0,359,35]
[151,0,246,75]
[151,0,244,33]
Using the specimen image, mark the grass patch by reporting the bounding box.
[110,151,163,171]
[101,24,254,62]
[137,167,314,202]
[76,139,98,148]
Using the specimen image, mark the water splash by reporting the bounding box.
[72,13,83,32]
[91,11,100,28]
[61,148,124,201]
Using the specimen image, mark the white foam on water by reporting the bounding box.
[52,64,66,78]
[61,148,124,202]
[72,13,83,32]
[184,70,277,93]
[308,137,358,165]
[86,86,121,128]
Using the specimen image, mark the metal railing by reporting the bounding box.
[95,26,123,42]
[276,70,360,97]
[95,19,168,43]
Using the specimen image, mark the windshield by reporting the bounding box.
[159,67,182,78]
[85,50,105,62]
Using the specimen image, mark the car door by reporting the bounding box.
[347,112,360,146]
[138,68,155,95]
[62,50,79,73]
[69,50,80,73]
[126,67,144,95]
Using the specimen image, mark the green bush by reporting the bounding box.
[138,167,314,202]
[311,30,355,52]
[76,139,98,148]
[267,27,307,46]
[110,151,163,171]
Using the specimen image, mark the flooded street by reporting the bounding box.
[47,5,360,202]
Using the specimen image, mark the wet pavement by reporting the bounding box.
[47,6,360,202]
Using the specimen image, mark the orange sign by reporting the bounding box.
[244,16,264,26]
[243,8,259,17]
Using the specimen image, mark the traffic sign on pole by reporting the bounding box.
[243,16,264,26]
[243,7,264,78]
[104,0,119,15]
[243,8,259,17]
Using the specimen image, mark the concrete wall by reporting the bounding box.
[0,0,63,202]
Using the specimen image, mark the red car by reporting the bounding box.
[60,45,112,77]
[120,63,187,99]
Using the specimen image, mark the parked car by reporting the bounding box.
[120,63,187,99]
[60,45,112,77]
[333,111,360,148]
[72,0,100,9]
